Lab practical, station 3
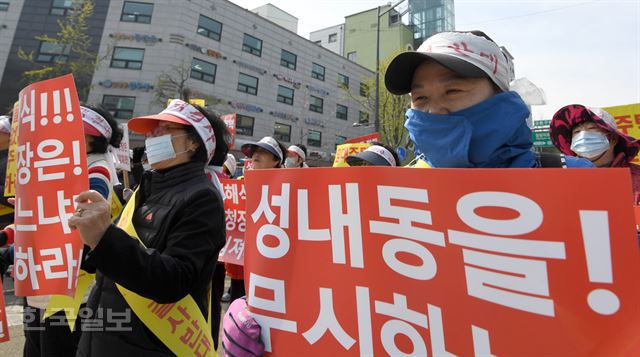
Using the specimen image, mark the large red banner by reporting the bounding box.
[243,167,640,355]
[218,178,246,265]
[345,132,380,144]
[14,74,88,297]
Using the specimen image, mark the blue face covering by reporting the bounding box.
[404,91,535,168]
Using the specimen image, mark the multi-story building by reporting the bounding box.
[0,0,374,165]
[409,0,455,48]
[309,24,344,56]
[324,5,413,71]
[250,3,298,34]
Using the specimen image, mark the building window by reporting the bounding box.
[311,62,325,81]
[360,82,369,97]
[336,104,348,120]
[190,58,216,83]
[307,130,322,147]
[102,95,135,120]
[237,73,258,95]
[328,33,337,43]
[359,111,370,124]
[337,73,349,89]
[36,41,70,63]
[280,49,297,70]
[242,34,262,57]
[0,2,9,11]
[121,2,153,24]
[274,122,291,142]
[236,114,254,136]
[50,0,73,16]
[309,95,323,114]
[110,47,144,70]
[347,51,357,62]
[197,15,222,41]
[335,135,347,148]
[276,85,294,105]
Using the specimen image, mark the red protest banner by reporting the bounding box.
[0,282,9,343]
[243,167,640,356]
[14,74,88,297]
[221,113,237,149]
[219,178,246,265]
[344,132,380,144]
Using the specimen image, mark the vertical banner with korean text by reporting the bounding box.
[218,178,246,265]
[221,114,237,149]
[0,282,9,343]
[243,167,640,356]
[4,102,20,197]
[603,103,640,164]
[14,74,88,297]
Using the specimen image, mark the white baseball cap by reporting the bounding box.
[385,31,512,94]
[223,154,237,174]
[241,136,283,163]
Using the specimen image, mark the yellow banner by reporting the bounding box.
[4,102,19,197]
[603,103,640,164]
[332,143,370,167]
[44,270,96,330]
[167,98,206,107]
[116,191,216,356]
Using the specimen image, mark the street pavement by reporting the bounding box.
[0,275,230,356]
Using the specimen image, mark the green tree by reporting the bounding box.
[17,0,100,101]
[342,51,411,153]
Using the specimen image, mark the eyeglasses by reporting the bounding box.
[149,124,188,137]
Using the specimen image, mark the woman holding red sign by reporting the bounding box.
[23,105,123,357]
[69,99,229,356]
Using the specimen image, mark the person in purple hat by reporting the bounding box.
[550,104,640,203]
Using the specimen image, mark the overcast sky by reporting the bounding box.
[229,0,640,120]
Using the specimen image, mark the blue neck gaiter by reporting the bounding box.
[404,91,535,168]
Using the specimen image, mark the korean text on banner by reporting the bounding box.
[221,114,237,150]
[14,74,88,297]
[0,282,9,343]
[112,123,130,171]
[603,103,640,164]
[5,102,20,197]
[344,132,380,144]
[218,178,246,265]
[333,143,370,167]
[243,167,640,356]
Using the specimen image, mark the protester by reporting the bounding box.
[23,105,123,357]
[550,104,640,203]
[223,137,285,303]
[285,144,308,168]
[346,142,399,167]
[221,29,596,356]
[69,99,227,355]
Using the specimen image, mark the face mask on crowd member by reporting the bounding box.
[285,145,306,168]
[241,136,286,170]
[551,105,639,168]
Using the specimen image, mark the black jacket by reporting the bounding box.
[77,162,226,356]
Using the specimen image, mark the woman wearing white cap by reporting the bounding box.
[23,105,123,357]
[285,144,308,168]
[346,142,400,167]
[69,99,229,356]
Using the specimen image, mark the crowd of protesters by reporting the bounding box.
[0,27,636,357]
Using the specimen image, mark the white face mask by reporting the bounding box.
[142,163,152,171]
[145,134,191,165]
[284,157,299,168]
[570,130,610,159]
